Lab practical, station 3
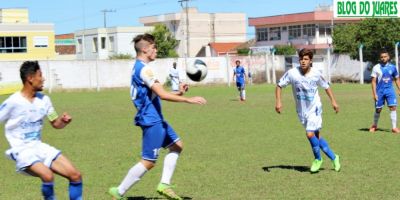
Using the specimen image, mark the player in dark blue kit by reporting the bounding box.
[108,34,206,200]
[233,60,246,101]
[369,49,400,134]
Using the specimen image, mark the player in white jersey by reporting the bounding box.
[275,49,341,173]
[0,61,82,200]
[169,62,180,92]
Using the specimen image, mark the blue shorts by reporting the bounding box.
[236,82,245,90]
[140,121,180,161]
[376,90,397,108]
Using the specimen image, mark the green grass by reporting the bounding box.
[1,84,400,199]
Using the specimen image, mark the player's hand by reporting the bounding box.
[275,102,282,114]
[179,83,189,93]
[374,94,378,102]
[332,103,339,113]
[61,112,72,123]
[187,96,207,105]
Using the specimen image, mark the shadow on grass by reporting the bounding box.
[127,196,192,200]
[262,165,321,173]
[359,128,391,133]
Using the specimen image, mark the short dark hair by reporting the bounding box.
[299,49,313,60]
[379,48,390,56]
[132,33,155,53]
[20,61,40,83]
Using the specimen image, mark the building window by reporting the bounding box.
[0,36,27,53]
[101,37,106,49]
[269,27,281,41]
[288,25,302,39]
[303,24,316,37]
[77,39,82,53]
[108,36,114,52]
[256,28,268,41]
[319,24,332,37]
[92,37,98,52]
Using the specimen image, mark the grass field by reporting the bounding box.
[1,84,400,199]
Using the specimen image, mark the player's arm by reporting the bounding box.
[151,82,206,104]
[0,100,12,123]
[325,87,339,113]
[371,77,378,101]
[394,77,400,95]
[275,86,283,114]
[170,83,189,96]
[50,112,72,129]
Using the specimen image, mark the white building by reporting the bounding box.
[75,26,153,60]
[139,8,247,57]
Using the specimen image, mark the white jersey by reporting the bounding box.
[169,67,180,84]
[278,67,329,119]
[0,92,58,149]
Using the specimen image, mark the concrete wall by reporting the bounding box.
[0,54,370,92]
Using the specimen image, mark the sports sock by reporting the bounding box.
[42,182,55,200]
[242,90,246,100]
[373,112,380,126]
[307,134,321,160]
[69,181,83,200]
[118,162,148,195]
[390,110,397,128]
[319,137,336,160]
[161,152,180,185]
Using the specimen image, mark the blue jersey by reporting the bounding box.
[371,63,399,93]
[130,60,163,126]
[234,66,246,84]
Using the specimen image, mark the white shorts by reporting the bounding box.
[5,142,61,173]
[298,111,323,132]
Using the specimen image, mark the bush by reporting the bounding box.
[109,53,133,60]
[274,45,296,56]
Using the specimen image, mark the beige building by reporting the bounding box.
[139,8,247,57]
[0,8,55,60]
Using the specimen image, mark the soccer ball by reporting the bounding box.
[186,59,208,82]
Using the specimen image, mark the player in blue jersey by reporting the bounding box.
[108,34,206,200]
[0,61,82,200]
[233,60,246,101]
[275,49,341,173]
[369,49,400,133]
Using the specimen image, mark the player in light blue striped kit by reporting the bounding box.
[369,49,400,133]
[275,49,341,173]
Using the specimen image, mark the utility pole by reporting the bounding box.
[101,9,116,28]
[178,0,190,57]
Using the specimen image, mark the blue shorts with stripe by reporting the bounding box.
[376,90,397,108]
[140,121,180,161]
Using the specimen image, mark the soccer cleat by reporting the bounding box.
[369,125,377,132]
[332,154,341,172]
[157,183,183,200]
[310,158,323,173]
[392,128,400,134]
[108,187,125,200]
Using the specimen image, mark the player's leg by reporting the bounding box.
[241,84,246,101]
[51,155,82,200]
[109,123,165,199]
[304,112,323,172]
[315,131,341,171]
[25,163,56,200]
[387,92,399,133]
[157,121,183,200]
[370,94,384,132]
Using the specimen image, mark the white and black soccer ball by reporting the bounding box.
[186,59,208,82]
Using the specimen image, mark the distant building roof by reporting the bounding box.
[209,42,242,55]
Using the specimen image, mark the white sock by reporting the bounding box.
[242,90,246,100]
[373,112,380,126]
[118,162,148,195]
[390,111,397,128]
[160,152,180,185]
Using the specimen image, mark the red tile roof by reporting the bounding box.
[209,42,242,55]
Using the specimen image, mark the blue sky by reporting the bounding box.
[1,0,333,37]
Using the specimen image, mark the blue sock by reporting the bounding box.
[42,182,55,200]
[307,134,321,160]
[319,137,336,160]
[69,181,83,200]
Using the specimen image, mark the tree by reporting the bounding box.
[274,45,297,55]
[150,24,179,58]
[333,18,400,63]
